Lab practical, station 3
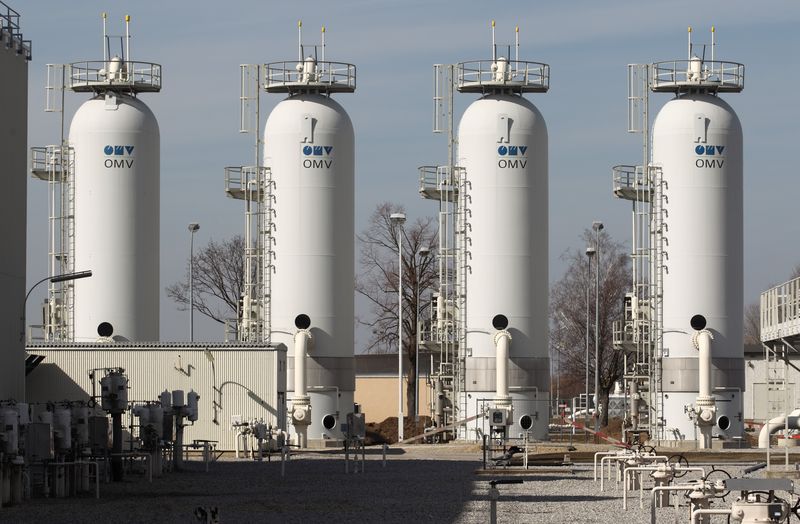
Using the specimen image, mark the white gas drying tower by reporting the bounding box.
[31,14,162,342]
[226,23,356,446]
[457,24,551,440]
[653,28,745,443]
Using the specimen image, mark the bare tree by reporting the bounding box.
[550,229,630,427]
[166,235,246,325]
[356,202,438,415]
[743,301,761,346]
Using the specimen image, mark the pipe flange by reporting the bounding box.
[294,329,313,342]
[692,329,714,350]
[493,330,512,345]
[696,396,715,407]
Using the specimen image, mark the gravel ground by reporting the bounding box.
[0,445,777,523]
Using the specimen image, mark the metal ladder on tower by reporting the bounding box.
[454,165,469,435]
[649,164,666,440]
[764,342,788,468]
[258,166,274,344]
[61,144,76,341]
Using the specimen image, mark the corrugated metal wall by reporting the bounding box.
[26,347,286,450]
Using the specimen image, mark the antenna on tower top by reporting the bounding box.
[491,20,496,61]
[102,12,108,61]
[298,20,303,62]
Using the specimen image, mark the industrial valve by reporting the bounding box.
[291,401,311,427]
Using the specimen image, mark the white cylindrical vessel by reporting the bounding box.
[70,94,160,342]
[459,93,550,440]
[266,94,355,443]
[654,93,743,440]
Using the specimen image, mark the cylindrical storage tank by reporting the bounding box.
[654,93,743,440]
[148,405,164,439]
[53,406,72,451]
[459,93,550,440]
[2,409,19,454]
[172,390,185,408]
[70,93,160,342]
[266,93,355,443]
[71,405,90,448]
[187,391,199,422]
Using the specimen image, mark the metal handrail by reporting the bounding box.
[761,276,800,342]
[68,61,162,92]
[0,0,31,59]
[650,60,744,92]
[264,61,356,91]
[456,60,549,92]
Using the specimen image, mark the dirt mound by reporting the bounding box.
[365,416,432,446]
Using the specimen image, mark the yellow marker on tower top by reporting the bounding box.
[688,26,692,33]
[298,20,302,28]
[515,26,519,33]
[102,12,107,19]
[711,25,715,33]
[125,15,130,22]
[491,20,495,28]
[322,25,326,33]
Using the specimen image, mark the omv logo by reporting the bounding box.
[104,145,135,156]
[301,145,334,169]
[497,144,528,169]
[302,145,333,156]
[694,145,724,156]
[497,145,528,156]
[103,145,135,168]
[694,144,726,169]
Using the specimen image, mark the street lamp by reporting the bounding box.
[188,223,200,343]
[415,247,431,422]
[585,246,595,431]
[389,212,406,442]
[21,270,92,342]
[592,220,604,433]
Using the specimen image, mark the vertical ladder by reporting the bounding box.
[764,342,788,468]
[649,165,665,439]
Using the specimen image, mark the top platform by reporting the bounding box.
[456,59,549,94]
[650,59,744,93]
[0,1,31,60]
[68,60,162,93]
[264,60,356,94]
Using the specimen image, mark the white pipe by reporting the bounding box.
[294,329,312,399]
[494,330,511,404]
[758,408,800,448]
[695,330,713,398]
[691,508,731,524]
[623,465,706,510]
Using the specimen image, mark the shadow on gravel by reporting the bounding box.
[3,458,479,524]
[475,475,582,482]
[472,494,617,503]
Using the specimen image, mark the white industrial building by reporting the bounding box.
[25,344,285,451]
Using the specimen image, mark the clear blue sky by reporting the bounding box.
[19,1,800,344]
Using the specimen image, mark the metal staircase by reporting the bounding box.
[416,63,472,438]
[224,165,272,343]
[610,63,667,442]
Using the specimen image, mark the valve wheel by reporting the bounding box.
[667,454,689,478]
[704,468,732,500]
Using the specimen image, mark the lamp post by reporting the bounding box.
[415,247,430,422]
[592,221,604,433]
[188,223,200,343]
[585,246,595,432]
[21,270,92,342]
[390,212,406,442]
